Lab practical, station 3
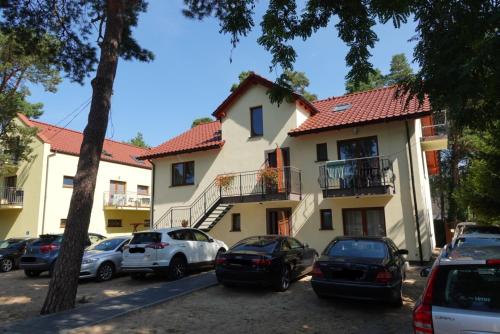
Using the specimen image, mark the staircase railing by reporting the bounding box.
[154,166,301,229]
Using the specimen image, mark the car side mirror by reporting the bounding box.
[208,238,214,243]
[396,249,409,256]
[420,267,432,277]
[303,243,309,248]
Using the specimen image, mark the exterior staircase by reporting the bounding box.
[153,166,302,232]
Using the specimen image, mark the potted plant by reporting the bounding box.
[258,167,279,193]
[181,219,189,227]
[216,174,235,191]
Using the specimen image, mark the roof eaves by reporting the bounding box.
[138,141,225,160]
[288,110,432,137]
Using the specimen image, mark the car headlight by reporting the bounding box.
[81,257,97,265]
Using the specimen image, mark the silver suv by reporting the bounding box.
[414,245,500,334]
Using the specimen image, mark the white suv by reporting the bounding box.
[122,227,228,280]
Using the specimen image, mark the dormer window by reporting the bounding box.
[333,103,351,112]
[250,106,263,137]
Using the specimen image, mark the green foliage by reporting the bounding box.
[455,123,500,224]
[191,117,213,128]
[127,132,149,148]
[231,69,317,101]
[345,68,386,93]
[386,53,413,85]
[0,30,62,175]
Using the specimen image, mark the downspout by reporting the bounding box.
[149,160,155,228]
[405,120,424,265]
[41,151,56,235]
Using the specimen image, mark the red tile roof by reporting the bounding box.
[138,121,224,160]
[289,85,431,136]
[18,114,151,169]
[212,72,318,119]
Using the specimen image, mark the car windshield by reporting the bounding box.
[0,239,23,249]
[434,265,500,313]
[231,237,278,253]
[89,238,126,251]
[463,225,500,235]
[31,235,62,246]
[130,232,161,245]
[326,239,388,259]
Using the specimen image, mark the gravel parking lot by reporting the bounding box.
[75,266,425,334]
[0,266,425,334]
[0,270,169,327]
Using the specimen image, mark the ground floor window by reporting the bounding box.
[231,213,241,232]
[107,219,122,228]
[320,209,333,230]
[60,219,67,228]
[342,207,386,237]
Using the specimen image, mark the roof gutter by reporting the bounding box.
[149,160,156,227]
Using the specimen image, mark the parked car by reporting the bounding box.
[215,235,317,291]
[80,236,130,282]
[121,228,228,280]
[444,233,500,257]
[20,233,106,277]
[310,236,408,306]
[451,222,500,245]
[414,245,500,333]
[0,238,35,272]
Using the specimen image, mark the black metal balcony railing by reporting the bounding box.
[154,166,301,229]
[0,187,24,206]
[319,157,394,197]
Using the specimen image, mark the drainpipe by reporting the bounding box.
[405,120,424,265]
[41,151,56,235]
[149,160,156,227]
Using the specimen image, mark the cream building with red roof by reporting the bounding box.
[0,115,152,239]
[141,73,447,262]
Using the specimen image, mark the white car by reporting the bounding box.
[121,227,228,280]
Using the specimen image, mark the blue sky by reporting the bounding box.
[28,1,419,147]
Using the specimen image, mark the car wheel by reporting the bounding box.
[168,256,187,281]
[24,269,41,278]
[0,258,14,272]
[130,273,146,280]
[96,262,115,282]
[273,265,291,292]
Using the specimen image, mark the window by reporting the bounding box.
[320,209,333,230]
[107,219,122,228]
[193,230,210,242]
[137,185,149,195]
[5,175,17,188]
[110,180,126,194]
[316,143,328,162]
[288,238,303,249]
[338,136,378,160]
[250,106,263,137]
[168,229,194,241]
[143,219,150,228]
[231,213,241,232]
[63,176,74,188]
[60,219,67,228]
[343,208,386,237]
[172,161,195,186]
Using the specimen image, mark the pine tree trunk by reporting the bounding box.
[40,0,125,314]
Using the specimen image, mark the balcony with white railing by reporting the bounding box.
[103,191,151,210]
[421,111,448,151]
[0,187,24,209]
[319,157,395,198]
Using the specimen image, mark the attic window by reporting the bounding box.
[131,155,145,165]
[102,150,112,157]
[333,103,351,112]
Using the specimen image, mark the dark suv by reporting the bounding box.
[20,233,106,277]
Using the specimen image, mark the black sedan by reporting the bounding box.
[0,238,35,272]
[311,236,408,306]
[215,235,317,291]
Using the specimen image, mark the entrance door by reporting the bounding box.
[267,208,291,236]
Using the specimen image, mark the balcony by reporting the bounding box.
[319,157,394,198]
[154,166,302,230]
[421,112,448,151]
[0,187,24,209]
[103,191,151,210]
